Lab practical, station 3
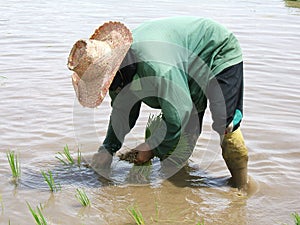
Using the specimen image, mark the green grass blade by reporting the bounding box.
[6,151,21,179]
[41,170,60,192]
[145,113,163,140]
[27,202,47,225]
[63,145,74,164]
[55,145,82,166]
[37,206,47,225]
[77,148,82,166]
[29,205,40,223]
[75,188,90,207]
[127,205,145,225]
[55,152,68,166]
[292,212,300,225]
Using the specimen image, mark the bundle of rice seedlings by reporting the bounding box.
[164,131,192,169]
[145,113,192,167]
[125,114,164,183]
[126,160,152,184]
[125,113,192,182]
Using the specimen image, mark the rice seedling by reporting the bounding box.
[75,188,91,207]
[145,113,164,140]
[126,114,162,183]
[6,150,21,179]
[27,202,48,225]
[166,132,191,168]
[77,148,82,166]
[55,144,75,165]
[41,170,61,192]
[56,145,82,166]
[149,200,160,222]
[127,205,145,225]
[146,113,191,168]
[126,113,191,183]
[128,202,204,225]
[292,212,300,225]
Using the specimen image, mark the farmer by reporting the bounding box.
[68,16,249,189]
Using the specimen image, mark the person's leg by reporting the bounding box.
[221,127,248,189]
[206,62,248,189]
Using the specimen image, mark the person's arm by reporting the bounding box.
[102,89,141,154]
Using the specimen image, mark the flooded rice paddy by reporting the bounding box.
[0,0,300,224]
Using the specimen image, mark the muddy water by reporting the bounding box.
[0,0,300,224]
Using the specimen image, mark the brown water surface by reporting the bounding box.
[0,0,300,224]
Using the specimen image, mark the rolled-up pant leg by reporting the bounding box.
[206,62,248,188]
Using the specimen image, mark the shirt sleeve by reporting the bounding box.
[103,89,141,154]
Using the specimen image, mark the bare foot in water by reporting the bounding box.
[230,176,259,197]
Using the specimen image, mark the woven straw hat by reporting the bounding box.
[67,22,133,108]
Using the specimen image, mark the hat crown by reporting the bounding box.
[68,39,111,79]
[68,21,132,108]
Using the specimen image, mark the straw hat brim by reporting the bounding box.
[68,21,133,108]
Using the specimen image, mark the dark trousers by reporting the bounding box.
[185,62,244,150]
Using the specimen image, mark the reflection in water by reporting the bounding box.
[166,164,228,188]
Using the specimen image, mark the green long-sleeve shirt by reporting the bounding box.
[103,16,242,158]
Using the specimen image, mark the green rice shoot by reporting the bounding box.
[27,202,48,225]
[292,212,300,225]
[41,170,61,192]
[127,114,162,183]
[145,113,164,140]
[127,205,145,225]
[146,113,191,168]
[77,148,82,166]
[56,145,82,166]
[127,113,191,182]
[166,132,191,168]
[75,188,90,207]
[55,144,75,165]
[6,150,21,179]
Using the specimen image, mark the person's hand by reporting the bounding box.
[117,143,154,164]
[133,142,154,165]
[91,147,113,170]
